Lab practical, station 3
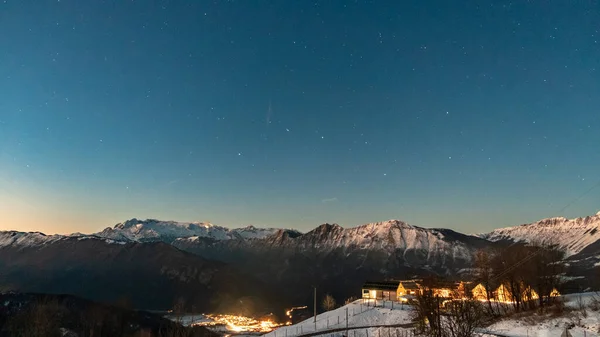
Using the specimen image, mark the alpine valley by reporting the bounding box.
[1,212,599,317]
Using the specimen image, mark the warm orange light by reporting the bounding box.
[194,314,284,333]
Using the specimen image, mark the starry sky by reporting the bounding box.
[1,1,599,235]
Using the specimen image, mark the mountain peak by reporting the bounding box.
[482,210,600,256]
[97,219,284,243]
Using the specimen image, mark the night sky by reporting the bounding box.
[1,1,599,235]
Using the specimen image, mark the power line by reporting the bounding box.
[489,177,600,283]
[559,178,600,213]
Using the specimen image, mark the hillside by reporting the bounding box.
[0,292,218,337]
[481,211,600,257]
[0,231,276,315]
[3,211,600,315]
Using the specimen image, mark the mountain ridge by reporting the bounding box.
[1,211,599,312]
[480,211,600,257]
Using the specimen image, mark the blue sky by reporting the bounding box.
[1,1,599,234]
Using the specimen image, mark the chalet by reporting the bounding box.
[456,281,472,299]
[361,281,399,301]
[431,281,465,298]
[363,279,478,302]
[522,286,539,302]
[397,281,420,297]
[496,284,514,303]
[471,283,490,301]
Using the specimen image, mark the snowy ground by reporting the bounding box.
[168,294,600,337]
[262,299,414,337]
[481,293,600,337]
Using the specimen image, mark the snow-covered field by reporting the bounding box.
[168,294,600,337]
[263,294,600,337]
[480,293,600,337]
[263,300,414,337]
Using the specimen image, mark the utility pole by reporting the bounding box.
[345,307,349,337]
[314,286,317,331]
[314,287,317,322]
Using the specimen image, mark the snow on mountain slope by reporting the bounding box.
[481,211,600,257]
[289,220,476,260]
[0,231,63,248]
[96,218,283,243]
[231,225,281,239]
[0,231,125,248]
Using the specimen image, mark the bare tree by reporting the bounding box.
[443,300,486,337]
[322,294,337,311]
[473,249,497,315]
[411,281,443,337]
[492,245,528,311]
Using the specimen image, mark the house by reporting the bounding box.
[522,286,539,302]
[397,281,420,297]
[471,283,490,301]
[363,279,478,302]
[494,283,542,303]
[431,281,460,298]
[361,281,399,301]
[496,284,514,303]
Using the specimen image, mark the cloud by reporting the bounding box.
[321,197,338,203]
[165,180,179,186]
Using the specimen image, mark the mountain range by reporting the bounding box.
[1,211,599,317]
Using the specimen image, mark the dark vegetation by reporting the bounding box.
[0,238,277,317]
[412,242,569,337]
[0,293,217,337]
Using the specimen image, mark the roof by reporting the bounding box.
[399,281,420,290]
[362,281,399,291]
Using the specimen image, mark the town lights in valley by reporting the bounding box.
[194,314,285,333]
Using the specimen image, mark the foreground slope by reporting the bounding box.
[262,300,413,337]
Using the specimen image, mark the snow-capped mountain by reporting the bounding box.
[481,211,600,257]
[0,230,127,249]
[95,218,283,243]
[174,219,492,277]
[2,212,599,313]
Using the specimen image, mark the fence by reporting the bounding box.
[263,300,413,337]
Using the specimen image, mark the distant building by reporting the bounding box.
[471,283,490,301]
[285,306,311,324]
[397,281,420,297]
[361,281,399,301]
[471,282,549,303]
[456,281,472,299]
[495,284,514,303]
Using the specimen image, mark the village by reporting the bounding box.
[361,279,561,306]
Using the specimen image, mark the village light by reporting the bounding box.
[194,314,285,333]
